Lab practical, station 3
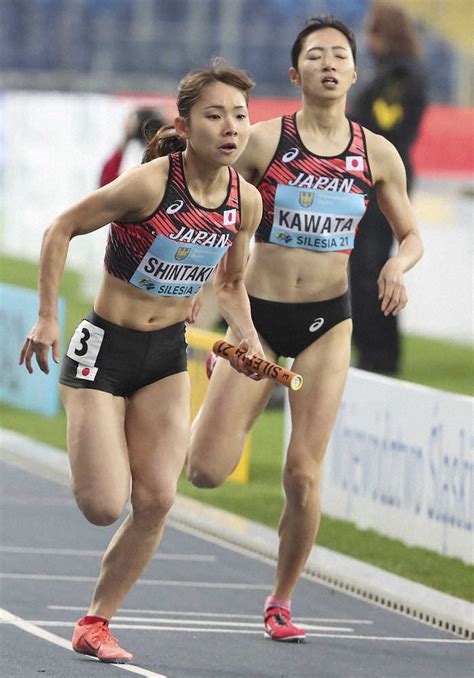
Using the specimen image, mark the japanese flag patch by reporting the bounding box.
[76,364,98,381]
[346,156,364,171]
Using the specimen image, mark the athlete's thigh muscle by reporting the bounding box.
[126,371,191,489]
[188,330,276,480]
[288,319,352,465]
[60,385,130,502]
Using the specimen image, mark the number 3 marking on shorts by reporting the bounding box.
[67,319,104,367]
[74,327,90,357]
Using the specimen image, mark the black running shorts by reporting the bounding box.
[59,310,187,396]
[249,291,351,358]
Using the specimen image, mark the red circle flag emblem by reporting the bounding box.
[81,367,90,376]
[346,155,364,171]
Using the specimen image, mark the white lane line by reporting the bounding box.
[14,620,474,643]
[300,634,474,644]
[49,606,374,624]
[0,573,267,589]
[0,497,74,505]
[0,608,167,677]
[0,495,76,509]
[114,617,353,632]
[0,546,215,562]
[29,617,354,633]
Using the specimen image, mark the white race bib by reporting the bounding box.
[66,320,104,367]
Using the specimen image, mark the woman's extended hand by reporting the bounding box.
[19,317,60,374]
[377,258,408,316]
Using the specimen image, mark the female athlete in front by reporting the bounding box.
[20,59,264,663]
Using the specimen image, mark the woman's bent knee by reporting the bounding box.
[72,480,128,525]
[186,462,224,489]
[76,497,125,526]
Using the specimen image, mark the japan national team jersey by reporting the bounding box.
[256,114,373,254]
[104,152,241,297]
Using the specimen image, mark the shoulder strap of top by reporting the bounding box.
[282,113,297,136]
[170,151,184,179]
[348,120,368,156]
[227,166,240,207]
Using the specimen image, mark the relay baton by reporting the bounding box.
[212,340,303,391]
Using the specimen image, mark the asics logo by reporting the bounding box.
[309,317,324,332]
[282,147,299,163]
[166,200,184,214]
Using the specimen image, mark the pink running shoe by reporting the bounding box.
[205,352,217,379]
[264,606,306,642]
[72,619,133,663]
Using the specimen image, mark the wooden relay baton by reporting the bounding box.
[212,340,304,391]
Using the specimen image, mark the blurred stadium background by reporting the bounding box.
[0,0,473,595]
[0,0,472,102]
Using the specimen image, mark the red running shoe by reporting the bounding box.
[205,352,217,379]
[72,619,133,663]
[264,606,306,642]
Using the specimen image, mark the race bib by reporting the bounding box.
[270,184,366,252]
[129,234,229,297]
[66,320,104,367]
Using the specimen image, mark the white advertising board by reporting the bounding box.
[285,368,473,564]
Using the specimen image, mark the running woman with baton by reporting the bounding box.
[187,16,423,642]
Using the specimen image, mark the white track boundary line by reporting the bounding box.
[0,608,167,677]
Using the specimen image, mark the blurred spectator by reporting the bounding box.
[350,0,428,375]
[99,107,165,186]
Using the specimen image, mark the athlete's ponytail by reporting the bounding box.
[142,123,186,163]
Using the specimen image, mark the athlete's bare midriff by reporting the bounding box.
[245,242,349,303]
[94,271,192,331]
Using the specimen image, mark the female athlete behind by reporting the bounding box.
[187,17,423,643]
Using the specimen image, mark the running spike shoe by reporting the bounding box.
[72,619,133,663]
[264,606,306,642]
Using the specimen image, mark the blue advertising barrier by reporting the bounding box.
[0,283,65,416]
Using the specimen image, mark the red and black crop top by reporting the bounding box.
[104,152,242,297]
[255,114,373,254]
